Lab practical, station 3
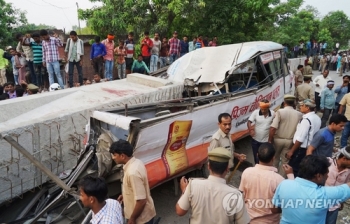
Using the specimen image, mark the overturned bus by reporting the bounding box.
[0,41,295,223]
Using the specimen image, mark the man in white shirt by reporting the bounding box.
[248,99,275,164]
[286,99,321,176]
[313,70,332,112]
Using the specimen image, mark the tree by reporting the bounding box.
[321,11,350,49]
[71,24,96,35]
[14,23,56,34]
[79,0,303,44]
[268,9,320,48]
[0,0,27,48]
[317,28,333,51]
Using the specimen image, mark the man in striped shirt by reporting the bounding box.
[168,31,181,64]
[30,33,46,90]
[40,29,64,89]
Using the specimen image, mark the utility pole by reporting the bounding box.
[76,2,82,35]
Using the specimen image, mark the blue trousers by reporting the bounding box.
[251,139,262,164]
[169,54,178,64]
[104,60,114,80]
[46,61,64,89]
[150,55,158,72]
[341,121,350,148]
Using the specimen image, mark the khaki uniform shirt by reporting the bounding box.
[270,106,302,139]
[320,58,327,66]
[178,175,250,224]
[339,93,350,120]
[208,129,235,168]
[303,65,313,75]
[122,157,156,223]
[294,70,303,85]
[295,83,315,102]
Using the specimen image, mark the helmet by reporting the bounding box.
[49,83,61,92]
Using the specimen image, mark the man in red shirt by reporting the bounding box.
[141,31,153,69]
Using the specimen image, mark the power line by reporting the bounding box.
[27,0,51,7]
[41,0,74,9]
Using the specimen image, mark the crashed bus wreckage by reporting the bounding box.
[0,41,302,223]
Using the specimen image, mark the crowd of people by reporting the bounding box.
[80,101,350,224]
[0,30,218,101]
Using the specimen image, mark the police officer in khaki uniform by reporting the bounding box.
[268,95,302,177]
[303,61,313,76]
[295,75,315,110]
[207,113,246,179]
[176,147,250,224]
[294,65,304,88]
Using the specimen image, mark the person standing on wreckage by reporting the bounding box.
[206,113,246,181]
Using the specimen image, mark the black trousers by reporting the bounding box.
[288,147,307,177]
[315,92,321,111]
[143,56,151,69]
[92,57,104,78]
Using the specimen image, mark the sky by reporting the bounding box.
[7,0,350,31]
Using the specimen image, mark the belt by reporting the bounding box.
[275,137,293,140]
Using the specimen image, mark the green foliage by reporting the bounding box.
[321,11,350,48]
[318,28,333,51]
[71,25,96,35]
[0,0,27,48]
[15,23,56,33]
[79,0,305,45]
[268,9,320,46]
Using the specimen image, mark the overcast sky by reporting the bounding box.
[7,0,350,31]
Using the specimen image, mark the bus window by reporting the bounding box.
[264,60,280,81]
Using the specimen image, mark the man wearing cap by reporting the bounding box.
[176,147,250,224]
[239,143,294,224]
[168,31,181,64]
[269,95,302,176]
[102,33,115,81]
[295,75,315,110]
[208,113,246,179]
[325,146,350,224]
[314,70,332,112]
[294,65,304,88]
[320,80,336,128]
[303,60,313,76]
[286,99,321,177]
[27,83,39,95]
[4,46,13,61]
[334,75,350,114]
[248,99,275,164]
